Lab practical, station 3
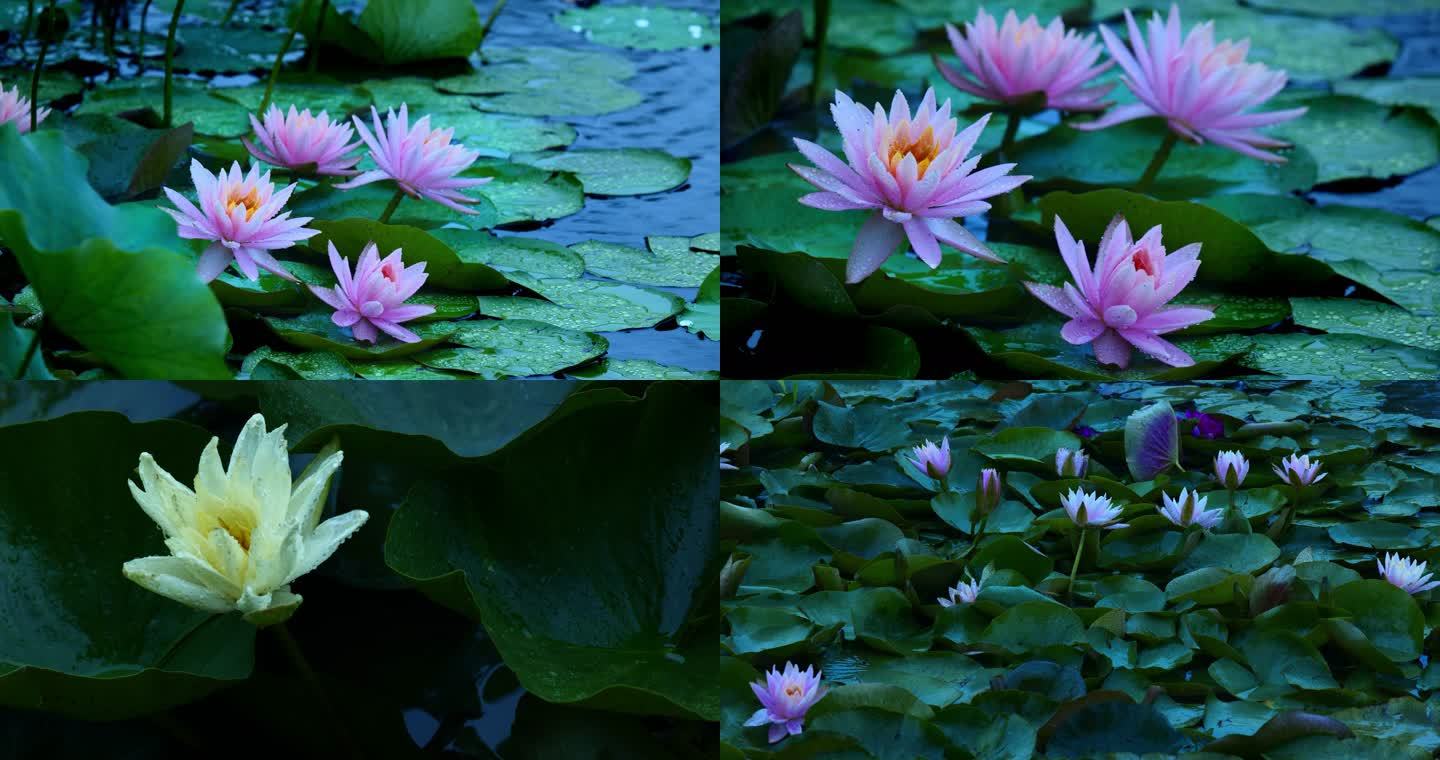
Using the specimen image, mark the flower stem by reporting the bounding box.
[13,320,41,379]
[378,187,405,223]
[478,0,507,53]
[272,621,363,760]
[28,38,47,133]
[20,0,34,45]
[136,0,153,75]
[1067,528,1086,603]
[220,0,241,25]
[259,11,303,117]
[1135,131,1178,193]
[308,0,330,72]
[161,0,183,127]
[998,111,1022,160]
[810,0,832,106]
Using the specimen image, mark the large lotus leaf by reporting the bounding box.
[411,319,608,378]
[1036,189,1335,289]
[1270,96,1440,184]
[1290,298,1440,352]
[305,218,507,292]
[0,413,255,719]
[254,376,583,455]
[1010,121,1318,198]
[384,384,718,720]
[358,0,483,64]
[0,127,230,379]
[1202,195,1440,314]
[479,275,684,332]
[555,5,719,51]
[513,148,691,196]
[571,238,717,287]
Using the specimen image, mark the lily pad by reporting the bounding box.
[439,47,644,117]
[555,5,719,51]
[572,237,718,287]
[0,413,255,719]
[306,218,508,292]
[384,384,718,720]
[1290,298,1440,352]
[239,346,355,379]
[75,81,252,137]
[358,0,484,64]
[264,311,459,360]
[470,160,586,225]
[679,267,721,340]
[428,228,585,278]
[288,183,501,232]
[565,358,720,379]
[479,276,684,332]
[1270,96,1440,184]
[513,148,691,196]
[411,319,608,378]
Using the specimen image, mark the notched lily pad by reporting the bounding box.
[264,312,459,359]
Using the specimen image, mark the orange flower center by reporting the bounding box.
[1130,245,1159,278]
[225,187,263,221]
[216,514,254,551]
[886,126,940,179]
[784,685,803,698]
[380,261,401,283]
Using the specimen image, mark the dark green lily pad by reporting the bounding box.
[555,5,718,51]
[287,183,501,232]
[75,81,252,137]
[513,148,691,196]
[264,311,459,359]
[439,46,644,117]
[428,228,585,278]
[565,359,720,379]
[679,267,721,340]
[306,218,508,292]
[1270,96,1440,184]
[411,319,608,378]
[350,360,461,380]
[239,346,356,379]
[1290,298,1440,352]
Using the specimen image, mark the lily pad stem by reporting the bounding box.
[220,0,241,26]
[1135,131,1178,193]
[272,621,363,760]
[810,0,831,106]
[13,320,41,379]
[28,36,48,133]
[259,14,303,117]
[136,0,153,75]
[378,187,405,223]
[162,0,183,128]
[478,0,507,52]
[1067,528,1086,603]
[21,0,34,45]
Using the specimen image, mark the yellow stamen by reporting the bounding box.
[225,187,263,221]
[885,126,940,179]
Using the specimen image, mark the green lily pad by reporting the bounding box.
[1335,78,1440,122]
[1235,332,1440,380]
[0,128,231,378]
[211,80,372,122]
[0,413,255,719]
[171,26,292,73]
[264,311,458,359]
[1291,298,1440,352]
[1270,96,1440,184]
[479,276,684,332]
[350,360,460,380]
[76,81,252,137]
[964,323,1248,380]
[565,358,720,379]
[358,0,483,64]
[287,183,501,232]
[427,228,585,278]
[679,267,720,340]
[439,46,644,117]
[384,384,718,720]
[1208,9,1397,83]
[411,319,608,378]
[420,107,579,156]
[1331,580,1425,663]
[239,346,356,379]
[469,160,586,225]
[572,237,718,287]
[513,148,692,196]
[554,5,718,51]
[306,218,508,292]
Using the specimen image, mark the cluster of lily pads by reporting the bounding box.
[720,380,1440,757]
[0,0,720,380]
[0,381,718,756]
[722,0,1440,379]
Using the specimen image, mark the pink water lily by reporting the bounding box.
[0,81,48,133]
[1158,488,1222,529]
[1214,451,1249,490]
[908,437,952,480]
[161,160,318,283]
[1024,214,1214,369]
[244,105,362,176]
[1272,453,1325,487]
[938,577,982,607]
[936,8,1114,111]
[745,662,827,744]
[309,242,435,344]
[336,104,490,215]
[1076,4,1306,162]
[1061,488,1127,529]
[791,88,1030,283]
[1377,553,1439,595]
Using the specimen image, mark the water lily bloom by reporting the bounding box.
[938,577,982,607]
[936,8,1113,111]
[336,104,490,215]
[720,442,739,471]
[0,81,49,133]
[977,467,1003,515]
[908,437,952,480]
[1077,4,1307,163]
[1061,488,1127,529]
[309,241,436,344]
[745,662,827,744]
[1377,553,1440,595]
[1158,488,1222,529]
[1024,214,1214,368]
[161,160,318,282]
[244,104,362,176]
[122,414,368,625]
[790,88,1031,283]
[1214,451,1249,490]
[1056,447,1088,478]
[1180,410,1223,439]
[1272,453,1325,487]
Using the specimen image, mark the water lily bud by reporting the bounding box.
[720,554,751,598]
[1055,447,1089,478]
[977,468,1003,516]
[908,438,952,481]
[1250,565,1296,617]
[1214,450,1249,490]
[1272,453,1326,488]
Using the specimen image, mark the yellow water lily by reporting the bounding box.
[122,413,368,626]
